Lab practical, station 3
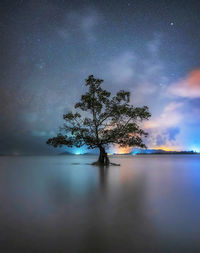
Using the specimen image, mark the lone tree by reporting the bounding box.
[46,75,151,165]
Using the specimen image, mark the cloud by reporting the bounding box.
[80,14,99,42]
[144,102,183,149]
[166,127,180,141]
[58,8,100,43]
[107,35,165,86]
[108,52,136,83]
[105,34,169,108]
[147,33,162,56]
[32,130,56,137]
[155,134,167,146]
[145,102,183,129]
[169,69,200,98]
[152,127,180,147]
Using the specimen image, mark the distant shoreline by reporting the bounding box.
[0,152,199,156]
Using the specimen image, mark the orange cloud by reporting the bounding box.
[169,69,200,98]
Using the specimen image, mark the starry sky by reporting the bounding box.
[1,0,200,155]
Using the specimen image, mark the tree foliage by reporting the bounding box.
[47,75,151,164]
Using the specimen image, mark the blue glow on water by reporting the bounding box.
[131,149,153,155]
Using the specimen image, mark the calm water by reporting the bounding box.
[1,155,200,252]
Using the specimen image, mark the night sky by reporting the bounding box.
[1,0,200,155]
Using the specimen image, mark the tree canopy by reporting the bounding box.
[47,75,151,165]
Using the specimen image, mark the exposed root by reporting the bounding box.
[110,162,120,166]
[91,161,120,166]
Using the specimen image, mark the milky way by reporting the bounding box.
[0,0,200,154]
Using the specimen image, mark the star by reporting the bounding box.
[36,60,46,70]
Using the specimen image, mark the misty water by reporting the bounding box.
[1,155,200,252]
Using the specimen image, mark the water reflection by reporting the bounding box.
[98,166,108,193]
[0,155,200,252]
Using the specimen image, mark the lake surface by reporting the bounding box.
[1,155,200,252]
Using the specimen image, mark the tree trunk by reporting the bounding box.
[98,146,110,165]
[92,146,120,166]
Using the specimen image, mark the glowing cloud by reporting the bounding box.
[145,102,183,129]
[144,102,183,150]
[109,145,132,154]
[169,69,200,98]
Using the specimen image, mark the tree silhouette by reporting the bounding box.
[46,75,151,165]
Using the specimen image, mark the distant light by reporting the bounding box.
[189,147,200,153]
[170,22,174,26]
[131,149,141,155]
[75,152,81,155]
[72,147,87,155]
